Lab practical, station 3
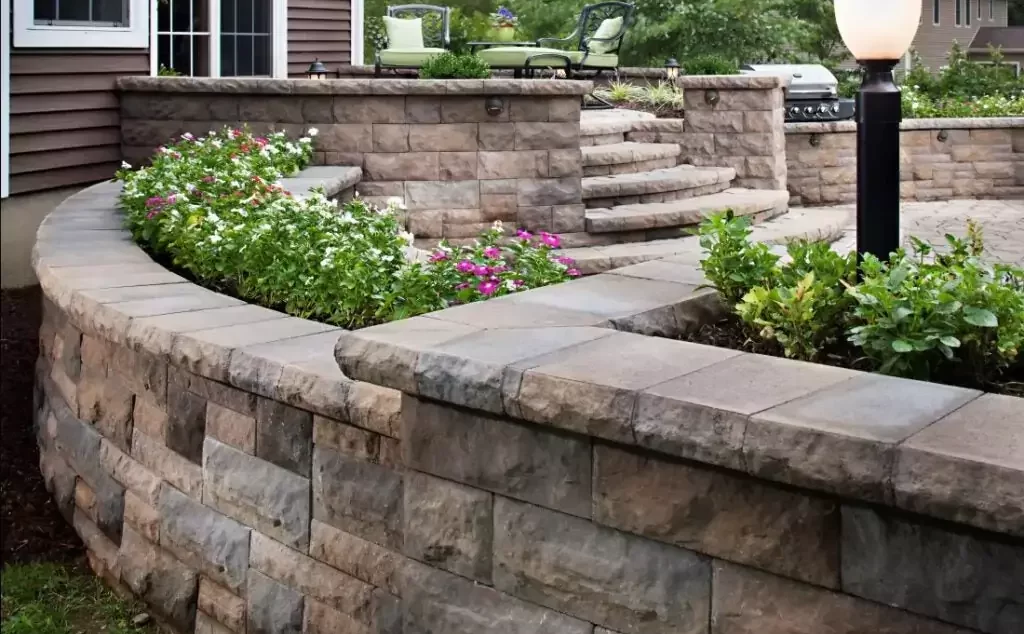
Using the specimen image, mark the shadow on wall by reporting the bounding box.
[2,186,87,289]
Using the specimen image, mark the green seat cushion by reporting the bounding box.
[588,17,624,54]
[477,46,577,68]
[383,16,425,49]
[379,48,447,67]
[576,51,619,68]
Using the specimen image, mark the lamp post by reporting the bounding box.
[665,58,680,80]
[834,0,921,262]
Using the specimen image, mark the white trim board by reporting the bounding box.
[14,0,150,48]
[1,0,10,198]
[351,0,365,66]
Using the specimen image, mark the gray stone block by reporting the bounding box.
[400,560,592,634]
[166,382,207,464]
[309,519,404,598]
[159,485,251,594]
[402,398,592,518]
[203,438,311,551]
[256,398,313,476]
[841,505,1023,634]
[247,569,303,634]
[313,446,403,549]
[494,497,712,634]
[119,526,199,633]
[404,472,493,583]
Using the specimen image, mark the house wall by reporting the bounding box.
[914,0,1008,70]
[287,0,352,77]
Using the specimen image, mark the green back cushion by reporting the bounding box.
[588,17,623,54]
[384,16,425,50]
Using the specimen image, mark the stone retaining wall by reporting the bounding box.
[786,118,1024,205]
[116,77,592,241]
[35,184,1023,634]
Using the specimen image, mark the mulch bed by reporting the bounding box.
[1,287,83,566]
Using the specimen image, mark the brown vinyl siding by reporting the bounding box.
[914,0,1009,71]
[9,51,148,195]
[288,0,352,77]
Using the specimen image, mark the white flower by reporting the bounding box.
[208,212,220,224]
[492,220,504,231]
[504,280,519,292]
[182,132,195,140]
[209,234,222,244]
[386,196,407,211]
[121,161,132,169]
[307,127,319,137]
[300,137,311,144]
[398,231,414,245]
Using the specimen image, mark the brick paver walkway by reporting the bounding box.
[827,199,1024,265]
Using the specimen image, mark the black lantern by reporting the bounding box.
[834,0,921,263]
[306,59,331,80]
[665,58,680,80]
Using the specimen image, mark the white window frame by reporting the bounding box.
[989,0,994,20]
[933,0,941,25]
[955,0,963,26]
[977,60,1021,76]
[966,0,972,25]
[14,0,150,48]
[149,0,286,78]
[352,0,364,66]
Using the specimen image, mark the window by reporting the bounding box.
[990,0,995,20]
[967,0,972,25]
[977,60,1021,76]
[978,0,983,19]
[14,0,149,47]
[154,0,284,77]
[956,0,963,25]
[933,0,940,24]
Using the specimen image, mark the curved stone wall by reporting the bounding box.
[35,183,1022,634]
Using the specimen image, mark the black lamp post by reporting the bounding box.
[665,58,680,80]
[834,0,921,262]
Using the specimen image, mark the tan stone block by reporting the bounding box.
[313,415,380,463]
[407,209,444,237]
[517,177,582,206]
[405,180,480,210]
[478,122,516,150]
[333,96,405,123]
[354,180,404,197]
[686,110,744,132]
[974,161,1014,179]
[50,363,78,420]
[371,124,410,152]
[517,205,553,232]
[480,178,517,194]
[902,130,934,147]
[443,96,508,123]
[406,96,442,123]
[744,109,781,132]
[481,193,518,217]
[548,148,583,177]
[364,152,440,181]
[132,396,167,439]
[677,133,715,159]
[199,578,246,633]
[820,166,856,186]
[510,97,550,122]
[304,598,372,634]
[75,478,97,520]
[324,151,364,166]
[206,401,256,454]
[100,438,163,505]
[131,428,202,499]
[442,221,493,238]
[80,334,113,375]
[197,612,234,634]
[514,122,580,150]
[552,204,586,233]
[309,519,403,597]
[549,98,582,123]
[78,369,134,452]
[122,489,159,543]
[478,150,548,179]
[746,156,785,179]
[439,152,479,180]
[969,128,1013,144]
[319,124,373,153]
[952,144,1012,162]
[409,123,479,151]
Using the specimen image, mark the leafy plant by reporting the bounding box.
[157,64,181,77]
[697,211,780,306]
[640,81,685,111]
[419,51,492,79]
[681,54,739,76]
[604,79,642,103]
[490,6,519,28]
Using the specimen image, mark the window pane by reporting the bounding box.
[193,35,211,76]
[172,34,194,75]
[221,35,237,76]
[94,0,127,24]
[237,0,253,34]
[253,0,270,33]
[237,35,253,75]
[158,0,170,31]
[253,34,271,75]
[221,0,236,32]
[173,0,191,32]
[59,1,91,21]
[967,0,972,25]
[34,0,56,22]
[194,0,210,31]
[158,33,172,70]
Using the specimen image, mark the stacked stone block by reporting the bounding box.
[786,120,1024,205]
[117,78,590,241]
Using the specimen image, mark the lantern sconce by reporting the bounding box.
[936,129,949,142]
[809,133,821,147]
[665,58,680,80]
[306,59,337,80]
[485,96,505,116]
[705,89,720,106]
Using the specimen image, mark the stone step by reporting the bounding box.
[585,188,790,234]
[581,142,682,177]
[563,205,854,275]
[583,165,736,208]
[280,166,362,199]
[580,109,656,146]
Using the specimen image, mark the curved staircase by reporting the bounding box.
[563,110,852,274]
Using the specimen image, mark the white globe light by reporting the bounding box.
[834,0,922,61]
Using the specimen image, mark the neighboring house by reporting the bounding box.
[913,0,1019,71]
[1,0,366,199]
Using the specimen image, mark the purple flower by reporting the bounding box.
[483,246,501,259]
[498,7,514,19]
[478,280,499,295]
[513,279,525,287]
[429,250,449,263]
[455,282,470,290]
[567,268,582,277]
[473,264,491,277]
[539,232,561,248]
[455,260,476,273]
[555,256,575,266]
[491,264,508,274]
[516,229,533,241]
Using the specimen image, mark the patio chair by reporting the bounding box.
[374,4,451,76]
[475,2,634,85]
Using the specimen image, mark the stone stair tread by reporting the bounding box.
[280,166,362,198]
[565,206,855,274]
[586,188,790,233]
[583,165,736,200]
[580,109,656,137]
[581,142,682,168]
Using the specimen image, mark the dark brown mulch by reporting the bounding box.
[611,102,685,119]
[1,286,83,566]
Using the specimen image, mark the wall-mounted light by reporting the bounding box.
[705,89,720,106]
[809,134,821,147]
[485,96,505,116]
[936,129,949,142]
[665,58,680,80]
[306,59,334,80]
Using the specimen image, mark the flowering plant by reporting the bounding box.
[901,85,1024,119]
[490,6,518,28]
[117,127,574,329]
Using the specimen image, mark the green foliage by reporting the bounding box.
[681,54,739,76]
[902,86,1024,118]
[595,80,683,115]
[419,51,491,78]
[934,43,1024,99]
[1,563,152,634]
[698,213,1024,389]
[157,64,181,77]
[898,44,1024,117]
[604,80,642,103]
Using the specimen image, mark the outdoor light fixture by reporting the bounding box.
[306,59,331,80]
[834,0,921,263]
[485,96,505,116]
[665,58,680,80]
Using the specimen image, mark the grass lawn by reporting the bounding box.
[1,562,153,634]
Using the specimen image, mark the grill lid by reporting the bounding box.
[740,64,839,100]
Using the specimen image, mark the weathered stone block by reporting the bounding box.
[206,402,256,455]
[400,560,592,634]
[132,428,203,500]
[313,415,380,462]
[712,560,973,634]
[77,369,135,452]
[516,177,582,206]
[371,124,411,153]
[494,497,712,633]
[549,98,582,123]
[203,438,311,551]
[478,150,547,179]
[334,96,406,123]
[478,122,516,150]
[403,398,591,518]
[404,472,493,582]
[548,148,584,177]
[309,519,403,597]
[247,569,303,634]
[439,151,479,181]
[197,611,234,634]
[364,152,439,181]
[841,505,1023,634]
[199,577,245,634]
[409,123,479,151]
[405,96,441,123]
[119,526,199,632]
[124,490,160,543]
[159,486,251,594]
[594,444,839,587]
[100,438,162,506]
[111,346,168,406]
[515,122,580,149]
[256,397,313,476]
[313,446,403,549]
[509,98,549,122]
[39,446,77,521]
[132,397,167,439]
[74,507,121,582]
[318,124,373,153]
[405,180,480,210]
[166,382,207,464]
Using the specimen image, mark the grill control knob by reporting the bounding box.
[831,103,841,114]
[804,105,815,117]
[790,105,802,118]
[818,103,831,114]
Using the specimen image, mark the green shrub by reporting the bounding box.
[419,51,491,79]
[681,54,739,76]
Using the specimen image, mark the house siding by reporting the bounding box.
[914,0,1009,70]
[287,0,352,77]
[8,50,148,195]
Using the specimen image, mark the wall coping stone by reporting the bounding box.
[35,183,1024,540]
[115,76,595,96]
[786,116,1024,134]
[676,75,787,90]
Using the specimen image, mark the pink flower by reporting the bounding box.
[483,246,501,259]
[556,256,575,266]
[516,229,533,241]
[429,250,449,263]
[202,175,216,183]
[491,264,508,274]
[145,196,164,208]
[513,279,525,287]
[455,282,470,290]
[477,280,499,295]
[539,232,561,248]
[567,268,582,277]
[455,260,476,273]
[473,264,491,277]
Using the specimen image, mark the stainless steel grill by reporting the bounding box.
[740,64,856,123]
